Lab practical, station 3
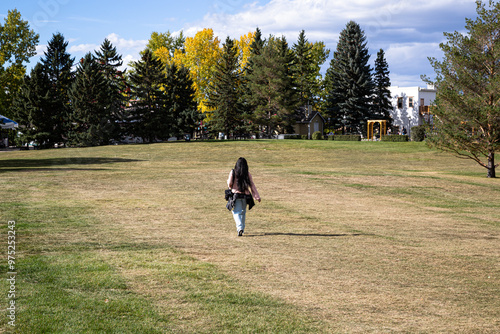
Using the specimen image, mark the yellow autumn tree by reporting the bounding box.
[235,31,255,74]
[154,46,173,65]
[172,28,222,114]
[149,31,185,66]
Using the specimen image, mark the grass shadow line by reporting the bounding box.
[0,167,113,173]
[0,157,143,173]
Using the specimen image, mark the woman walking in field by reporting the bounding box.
[227,157,261,236]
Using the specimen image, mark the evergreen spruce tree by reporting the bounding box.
[128,49,168,142]
[206,37,244,138]
[245,36,297,136]
[278,36,299,133]
[164,63,198,138]
[424,0,500,178]
[95,38,127,139]
[12,63,52,146]
[40,32,74,146]
[240,28,266,135]
[373,49,392,124]
[95,38,123,79]
[245,27,265,74]
[292,30,316,108]
[324,21,373,135]
[68,53,114,146]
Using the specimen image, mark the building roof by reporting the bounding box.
[295,106,325,124]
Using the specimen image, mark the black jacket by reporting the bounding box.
[226,193,255,211]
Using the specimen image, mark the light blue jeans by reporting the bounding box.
[232,198,247,232]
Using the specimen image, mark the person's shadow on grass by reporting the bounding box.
[244,232,369,238]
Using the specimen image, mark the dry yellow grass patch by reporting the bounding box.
[2,140,499,333]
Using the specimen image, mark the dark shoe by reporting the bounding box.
[238,230,243,237]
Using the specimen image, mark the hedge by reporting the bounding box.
[411,125,426,142]
[381,135,409,142]
[332,135,362,141]
[312,131,323,140]
[282,134,302,139]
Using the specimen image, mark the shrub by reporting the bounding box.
[312,131,323,140]
[301,135,308,140]
[381,135,409,142]
[332,135,362,141]
[327,135,334,141]
[282,134,301,139]
[411,125,426,142]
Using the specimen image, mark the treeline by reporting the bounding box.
[4,9,393,147]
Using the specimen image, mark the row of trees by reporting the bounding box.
[3,3,499,178]
[2,9,393,147]
[10,31,199,148]
[148,22,392,138]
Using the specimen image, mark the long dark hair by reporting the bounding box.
[234,157,250,192]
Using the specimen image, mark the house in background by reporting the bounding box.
[293,105,325,139]
[388,85,436,134]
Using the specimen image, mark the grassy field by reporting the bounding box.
[1,140,499,333]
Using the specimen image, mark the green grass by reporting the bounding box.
[1,140,499,333]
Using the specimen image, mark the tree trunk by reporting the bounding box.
[487,152,496,178]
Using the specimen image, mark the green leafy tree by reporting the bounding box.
[373,49,392,124]
[292,31,330,132]
[68,53,114,146]
[206,37,244,137]
[424,0,500,178]
[309,40,330,106]
[0,9,39,118]
[324,21,373,134]
[164,63,198,138]
[128,49,169,142]
[37,32,74,147]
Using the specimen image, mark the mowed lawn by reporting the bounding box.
[1,140,499,333]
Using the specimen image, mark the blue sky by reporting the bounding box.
[3,0,479,87]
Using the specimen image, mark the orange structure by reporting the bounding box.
[367,120,387,140]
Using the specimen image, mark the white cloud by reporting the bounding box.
[389,73,428,87]
[384,42,442,86]
[103,34,148,71]
[27,0,478,88]
[386,42,440,66]
[106,33,147,52]
[121,54,137,70]
[35,44,47,57]
[189,0,476,87]
[69,43,98,53]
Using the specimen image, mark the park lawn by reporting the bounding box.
[1,140,499,333]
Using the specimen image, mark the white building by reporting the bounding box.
[388,85,436,134]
